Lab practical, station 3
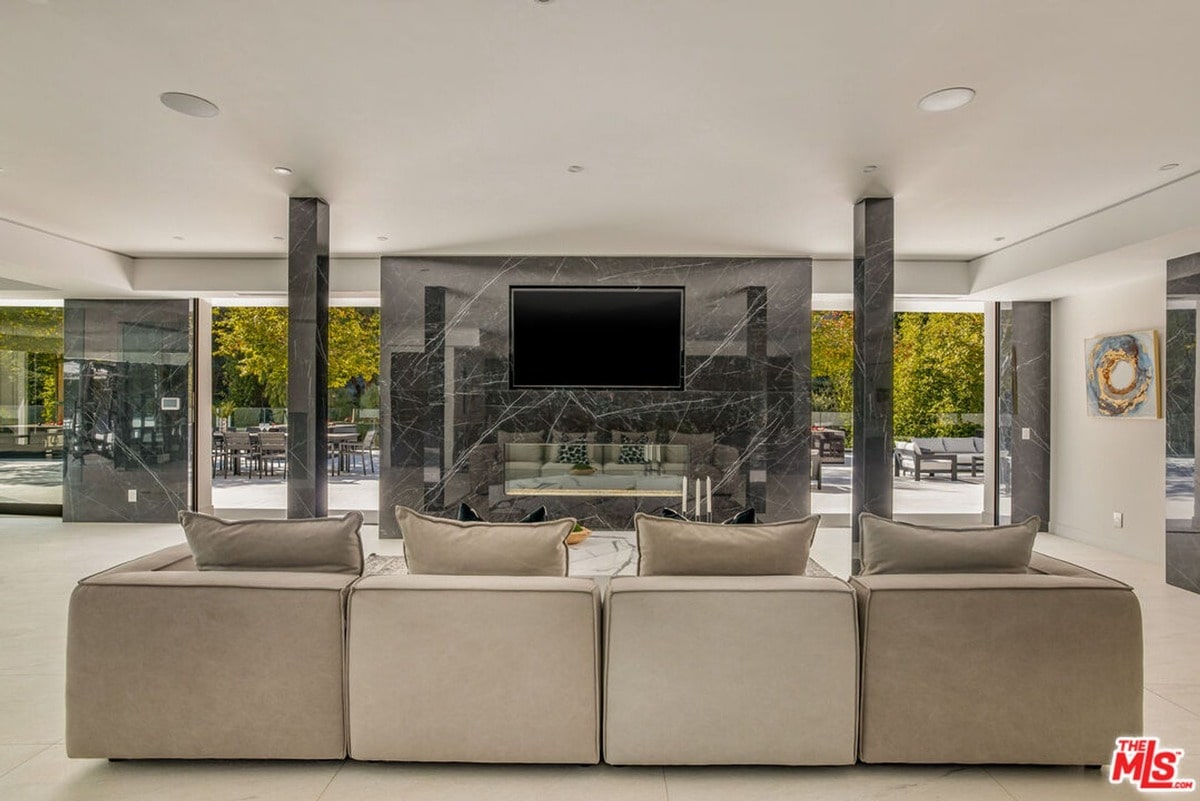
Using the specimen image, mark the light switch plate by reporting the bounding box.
[1021,427,1031,440]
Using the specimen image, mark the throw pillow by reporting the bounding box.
[396,506,573,576]
[557,440,590,464]
[723,507,758,525]
[617,443,649,464]
[612,429,657,444]
[635,512,819,576]
[179,511,365,575]
[658,507,758,524]
[858,512,1040,575]
[456,502,549,524]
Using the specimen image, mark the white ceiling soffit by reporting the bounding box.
[1,1,1200,264]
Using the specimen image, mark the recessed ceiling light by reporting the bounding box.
[994,236,1006,242]
[377,235,389,242]
[272,166,293,175]
[159,92,220,118]
[567,165,585,173]
[172,235,185,241]
[1159,163,1181,171]
[273,235,284,241]
[917,87,976,113]
[862,165,878,173]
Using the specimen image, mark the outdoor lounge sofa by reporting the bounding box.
[894,436,985,480]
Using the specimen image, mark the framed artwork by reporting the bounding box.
[1084,330,1160,418]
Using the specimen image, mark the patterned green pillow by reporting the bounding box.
[557,441,589,464]
[617,443,648,464]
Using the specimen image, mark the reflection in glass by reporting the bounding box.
[0,305,64,510]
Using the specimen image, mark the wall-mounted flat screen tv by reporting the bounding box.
[509,286,685,390]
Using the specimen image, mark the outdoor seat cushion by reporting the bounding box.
[911,437,944,455]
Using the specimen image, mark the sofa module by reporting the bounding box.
[853,553,1143,765]
[603,575,859,766]
[66,543,355,760]
[347,574,602,764]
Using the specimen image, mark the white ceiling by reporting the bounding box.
[1,0,1199,263]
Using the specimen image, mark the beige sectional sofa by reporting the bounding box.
[66,512,1143,767]
[66,543,353,760]
[347,574,601,763]
[853,552,1143,765]
[603,575,858,765]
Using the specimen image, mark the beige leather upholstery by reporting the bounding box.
[853,553,1143,765]
[347,575,601,763]
[66,543,355,759]
[603,575,858,765]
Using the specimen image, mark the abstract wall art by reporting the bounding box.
[1085,330,1160,418]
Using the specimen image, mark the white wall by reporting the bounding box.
[1050,273,1165,563]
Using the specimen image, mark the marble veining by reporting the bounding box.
[379,257,812,535]
[62,299,192,523]
[286,197,330,518]
[851,198,894,572]
[1009,302,1051,528]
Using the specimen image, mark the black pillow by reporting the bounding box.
[723,507,758,525]
[457,502,548,524]
[658,506,758,524]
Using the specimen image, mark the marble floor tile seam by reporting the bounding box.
[0,744,53,780]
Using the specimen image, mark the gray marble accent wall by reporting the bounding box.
[286,197,330,518]
[379,257,812,536]
[62,299,192,522]
[1009,301,1051,529]
[1166,251,1200,595]
[996,303,1014,522]
[851,198,894,573]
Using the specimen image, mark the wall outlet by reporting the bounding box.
[127,489,137,503]
[1112,511,1123,528]
[1021,427,1031,440]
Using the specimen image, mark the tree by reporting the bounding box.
[892,312,984,438]
[212,306,381,409]
[0,307,64,423]
[811,311,854,418]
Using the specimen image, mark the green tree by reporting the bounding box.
[892,312,984,438]
[212,306,381,408]
[811,311,854,417]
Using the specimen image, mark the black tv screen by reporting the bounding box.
[509,286,685,390]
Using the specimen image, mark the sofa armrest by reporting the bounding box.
[67,566,355,759]
[851,568,1142,764]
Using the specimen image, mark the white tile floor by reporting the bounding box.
[1,516,1198,800]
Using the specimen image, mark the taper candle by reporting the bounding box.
[706,476,712,516]
[681,476,687,513]
[695,478,701,517]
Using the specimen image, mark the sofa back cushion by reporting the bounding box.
[179,511,365,574]
[396,506,573,576]
[858,512,1039,575]
[505,442,548,463]
[635,512,819,576]
[911,437,945,455]
[942,438,978,454]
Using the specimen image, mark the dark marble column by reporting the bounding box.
[745,286,769,512]
[423,287,447,511]
[1167,251,1200,594]
[286,197,330,519]
[62,299,192,522]
[851,198,894,574]
[1010,302,1051,529]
